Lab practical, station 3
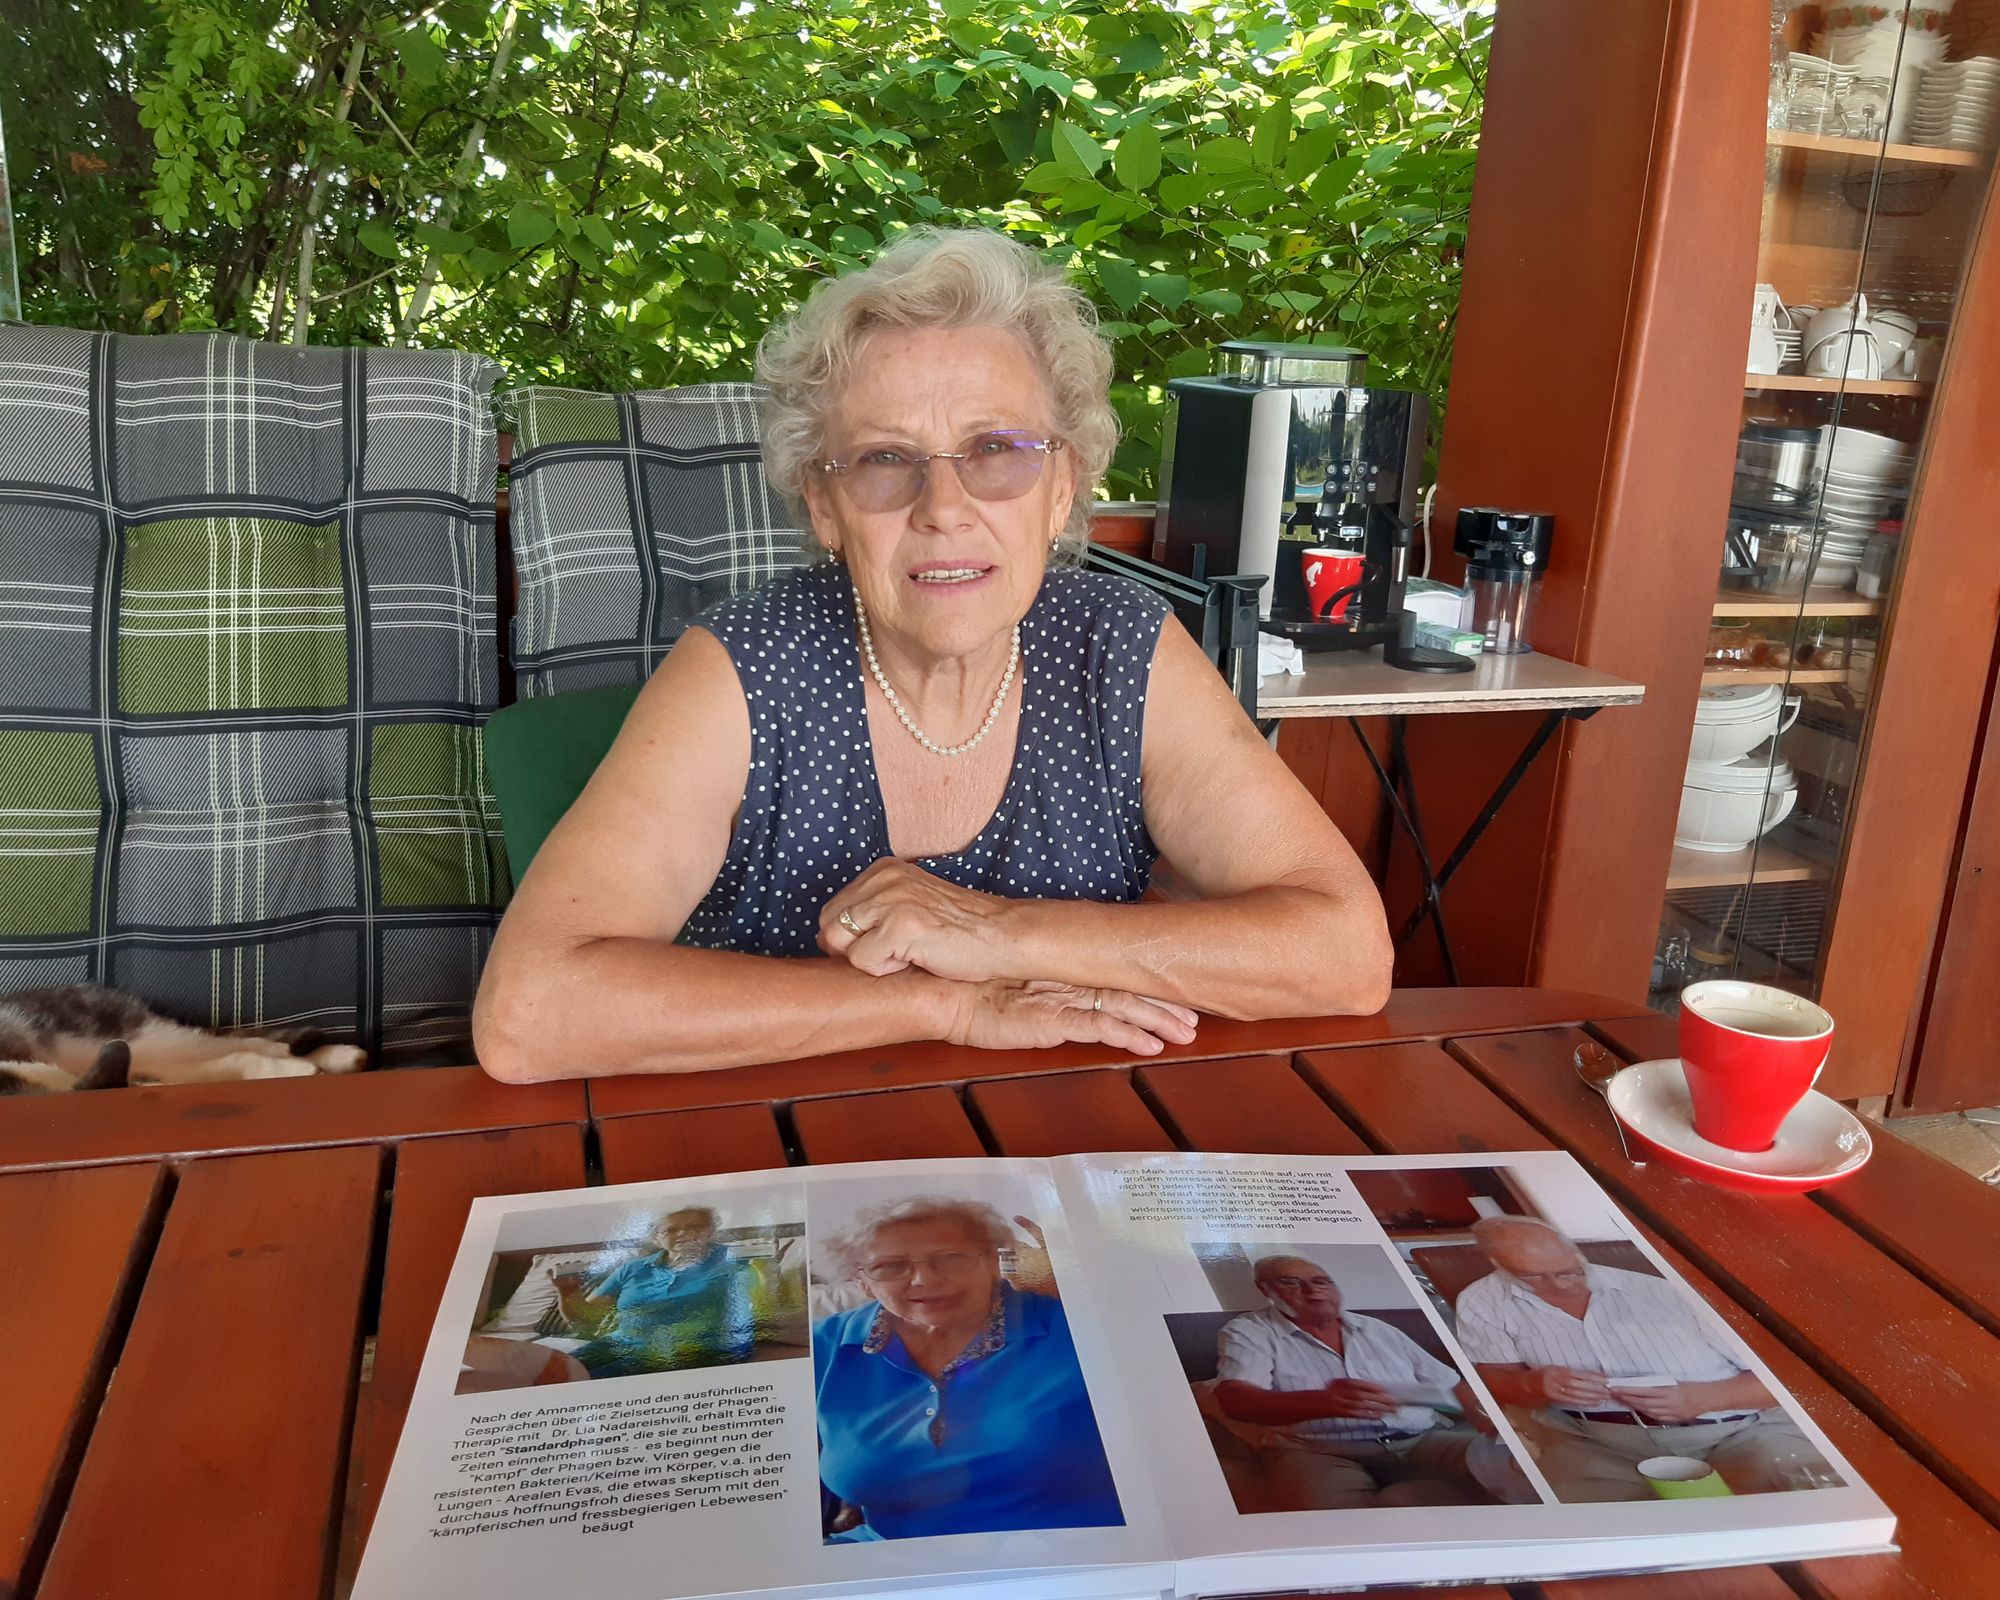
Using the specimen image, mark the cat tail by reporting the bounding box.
[76,1040,132,1091]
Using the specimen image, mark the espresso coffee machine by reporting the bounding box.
[1154,340,1470,673]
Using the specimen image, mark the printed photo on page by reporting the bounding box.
[805,1168,1123,1545]
[1350,1162,1846,1504]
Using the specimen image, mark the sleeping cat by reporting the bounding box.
[0,984,368,1094]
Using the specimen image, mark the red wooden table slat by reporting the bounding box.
[792,1086,986,1163]
[344,1125,589,1575]
[1136,1055,1371,1155]
[0,1065,585,1173]
[0,1162,163,1600]
[587,988,1650,1117]
[38,1144,381,1600]
[598,1105,791,1183]
[1301,1041,1555,1154]
[968,1069,1178,1157]
[1589,1011,2000,1335]
[1451,1026,2000,1529]
[1314,1040,2000,1600]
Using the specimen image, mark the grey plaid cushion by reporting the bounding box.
[503,383,807,697]
[0,325,508,1064]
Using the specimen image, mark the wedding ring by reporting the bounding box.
[1091,991,1103,1012]
[838,908,864,937]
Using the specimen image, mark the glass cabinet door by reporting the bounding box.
[1650,2,1998,1008]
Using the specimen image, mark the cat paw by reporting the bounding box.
[242,1055,317,1080]
[308,1043,369,1074]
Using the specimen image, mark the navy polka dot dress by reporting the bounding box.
[680,562,1172,958]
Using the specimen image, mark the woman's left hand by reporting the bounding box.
[819,859,1019,981]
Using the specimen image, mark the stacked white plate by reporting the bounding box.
[1907,57,2000,151]
[1815,427,1910,584]
[1813,19,1950,77]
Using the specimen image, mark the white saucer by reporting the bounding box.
[1606,1060,1873,1191]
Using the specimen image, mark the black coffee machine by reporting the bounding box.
[1154,343,1471,674]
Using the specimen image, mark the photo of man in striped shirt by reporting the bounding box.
[1454,1217,1836,1501]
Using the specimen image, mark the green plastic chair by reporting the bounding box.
[483,684,642,878]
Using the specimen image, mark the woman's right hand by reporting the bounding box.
[944,980,1198,1056]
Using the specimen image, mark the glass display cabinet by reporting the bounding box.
[1650,2,1999,1011]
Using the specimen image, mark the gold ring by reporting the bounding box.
[838,908,864,937]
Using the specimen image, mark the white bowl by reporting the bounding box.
[1676,779,1798,853]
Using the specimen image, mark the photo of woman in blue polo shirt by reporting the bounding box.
[811,1193,1123,1543]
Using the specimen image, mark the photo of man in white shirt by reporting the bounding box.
[1454,1217,1835,1501]
[1210,1254,1530,1510]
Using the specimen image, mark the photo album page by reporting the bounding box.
[1054,1150,1894,1593]
[352,1157,1173,1600]
[354,1150,1894,1600]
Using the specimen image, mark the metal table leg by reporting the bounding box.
[1349,716,1461,986]
[1352,706,1600,982]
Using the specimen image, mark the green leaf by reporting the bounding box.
[742,219,792,256]
[1096,256,1143,312]
[358,217,400,260]
[1363,141,1405,176]
[1113,122,1161,192]
[1115,32,1167,75]
[1191,287,1244,315]
[1251,97,1292,169]
[829,222,875,256]
[507,201,558,251]
[1053,121,1106,178]
[1263,288,1321,315]
[1022,161,1071,195]
[413,221,473,254]
[578,215,617,255]
[1156,171,1209,212]
[1142,272,1188,310]
[1195,137,1257,175]
[395,27,445,87]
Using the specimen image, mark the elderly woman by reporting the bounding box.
[475,227,1390,1082]
[569,1205,753,1377]
[811,1195,1119,1541]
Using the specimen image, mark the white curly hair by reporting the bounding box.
[815,1193,1015,1281]
[754,226,1117,561]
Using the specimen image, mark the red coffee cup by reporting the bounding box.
[1678,980,1834,1152]
[1302,547,1365,621]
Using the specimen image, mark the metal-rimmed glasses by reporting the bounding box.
[814,431,1066,513]
[1264,1274,1336,1291]
[856,1249,987,1284]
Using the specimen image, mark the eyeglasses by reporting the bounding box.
[857,1250,987,1284]
[814,431,1066,513]
[1513,1269,1588,1285]
[1264,1275,1336,1291]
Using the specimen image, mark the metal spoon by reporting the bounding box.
[1574,1042,1645,1166]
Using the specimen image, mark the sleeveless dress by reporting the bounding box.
[680,562,1171,957]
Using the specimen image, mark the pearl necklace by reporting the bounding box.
[854,593,1021,758]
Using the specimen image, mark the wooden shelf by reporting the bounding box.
[1767,129,1991,169]
[1714,588,1883,618]
[1666,838,1833,891]
[1744,372,1930,396]
[1701,667,1851,686]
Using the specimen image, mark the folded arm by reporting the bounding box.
[821,620,1392,1020]
[474,630,1193,1082]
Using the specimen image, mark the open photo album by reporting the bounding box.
[354,1150,1895,1599]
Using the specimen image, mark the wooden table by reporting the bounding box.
[5,988,1998,1600]
[1256,647,1644,722]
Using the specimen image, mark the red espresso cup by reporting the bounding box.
[1302,547,1365,622]
[1678,980,1835,1152]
